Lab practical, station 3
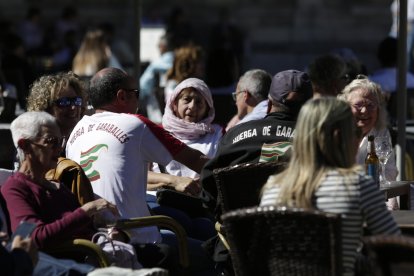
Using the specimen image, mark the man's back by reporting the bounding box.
[201,111,296,210]
[66,111,184,243]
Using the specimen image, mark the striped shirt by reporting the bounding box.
[261,170,400,276]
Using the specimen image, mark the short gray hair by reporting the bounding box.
[10,111,57,163]
[237,69,272,102]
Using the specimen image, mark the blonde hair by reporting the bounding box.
[339,77,387,130]
[27,71,86,112]
[263,97,358,208]
[72,30,110,76]
[166,44,204,83]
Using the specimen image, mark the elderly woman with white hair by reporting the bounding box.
[1,111,119,252]
[340,76,399,209]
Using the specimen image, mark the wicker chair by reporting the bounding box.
[221,206,342,276]
[213,161,287,218]
[363,235,414,276]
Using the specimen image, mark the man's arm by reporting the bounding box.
[173,146,209,174]
[147,171,201,196]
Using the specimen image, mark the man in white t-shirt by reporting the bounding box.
[66,67,214,274]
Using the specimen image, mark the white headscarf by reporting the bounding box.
[162,78,215,140]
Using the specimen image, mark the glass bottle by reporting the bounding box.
[365,135,380,188]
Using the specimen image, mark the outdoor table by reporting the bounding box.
[380,181,412,210]
[392,210,414,235]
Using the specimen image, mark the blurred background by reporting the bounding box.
[0,0,393,77]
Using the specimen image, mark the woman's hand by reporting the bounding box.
[81,198,119,217]
[11,235,38,266]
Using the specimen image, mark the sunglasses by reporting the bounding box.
[123,88,140,98]
[54,96,83,108]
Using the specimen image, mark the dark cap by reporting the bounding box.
[269,70,313,106]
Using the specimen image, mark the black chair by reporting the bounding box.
[213,161,287,219]
[222,206,342,276]
[363,235,414,276]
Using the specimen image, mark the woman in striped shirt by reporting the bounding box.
[260,97,400,276]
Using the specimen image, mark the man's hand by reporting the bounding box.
[173,176,201,196]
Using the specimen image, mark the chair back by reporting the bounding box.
[213,161,286,218]
[222,206,342,276]
[363,235,414,276]
[387,88,414,124]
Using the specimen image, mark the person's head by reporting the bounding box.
[377,36,397,67]
[11,111,63,171]
[72,29,110,76]
[265,97,360,208]
[89,67,139,114]
[339,77,386,136]
[267,70,313,117]
[308,54,349,97]
[158,33,175,54]
[166,44,205,83]
[27,72,86,137]
[233,69,272,119]
[293,97,359,170]
[168,78,214,123]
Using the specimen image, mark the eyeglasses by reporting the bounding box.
[54,96,83,108]
[232,91,246,101]
[30,136,66,149]
[123,88,140,98]
[351,102,378,112]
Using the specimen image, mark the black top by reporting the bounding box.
[200,112,297,212]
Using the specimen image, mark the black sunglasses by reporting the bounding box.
[54,96,83,108]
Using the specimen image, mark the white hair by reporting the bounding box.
[10,111,57,163]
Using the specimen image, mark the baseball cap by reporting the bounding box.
[268,70,313,106]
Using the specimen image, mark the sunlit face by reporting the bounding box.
[348,88,378,136]
[51,85,82,136]
[173,88,209,123]
[28,124,63,172]
[234,83,248,119]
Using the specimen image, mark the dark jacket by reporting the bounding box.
[200,111,296,212]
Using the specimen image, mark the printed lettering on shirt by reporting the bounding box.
[69,127,85,145]
[232,128,258,144]
[70,123,130,145]
[80,144,108,182]
[262,126,271,136]
[276,126,295,138]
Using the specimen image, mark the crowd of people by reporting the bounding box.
[0,4,410,276]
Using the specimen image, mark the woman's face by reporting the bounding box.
[28,124,63,172]
[347,88,378,136]
[51,85,82,136]
[173,88,209,123]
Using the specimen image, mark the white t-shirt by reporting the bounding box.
[66,112,185,243]
[153,124,223,178]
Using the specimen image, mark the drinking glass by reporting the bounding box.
[374,136,392,186]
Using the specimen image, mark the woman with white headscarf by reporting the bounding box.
[154,77,224,178]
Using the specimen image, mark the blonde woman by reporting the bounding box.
[340,76,398,209]
[261,98,400,276]
[27,71,86,139]
[72,29,122,78]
